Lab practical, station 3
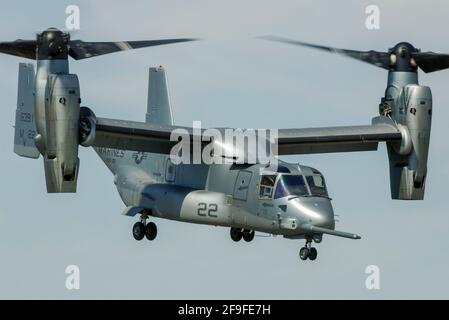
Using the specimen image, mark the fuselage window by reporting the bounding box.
[274,175,309,199]
[259,175,277,199]
[306,174,328,197]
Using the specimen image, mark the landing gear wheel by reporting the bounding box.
[299,247,310,260]
[230,228,243,242]
[145,222,157,241]
[133,222,145,241]
[308,247,318,261]
[243,230,255,242]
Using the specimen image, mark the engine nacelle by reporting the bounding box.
[40,74,81,193]
[386,84,432,200]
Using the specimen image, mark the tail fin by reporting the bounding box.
[14,63,40,159]
[146,66,173,125]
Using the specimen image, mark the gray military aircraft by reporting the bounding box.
[5,28,447,261]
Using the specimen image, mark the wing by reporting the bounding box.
[92,117,210,154]
[89,116,401,157]
[275,117,402,155]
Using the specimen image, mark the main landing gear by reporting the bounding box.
[133,215,157,241]
[230,227,255,242]
[299,238,317,261]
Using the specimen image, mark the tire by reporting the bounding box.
[145,222,157,241]
[243,230,255,242]
[299,247,309,260]
[230,228,243,242]
[308,247,318,261]
[133,222,145,241]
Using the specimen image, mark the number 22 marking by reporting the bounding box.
[198,203,218,218]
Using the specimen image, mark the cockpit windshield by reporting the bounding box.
[274,175,309,199]
[259,172,329,200]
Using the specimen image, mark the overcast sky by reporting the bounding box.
[1,0,449,299]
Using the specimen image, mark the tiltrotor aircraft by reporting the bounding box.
[5,28,448,261]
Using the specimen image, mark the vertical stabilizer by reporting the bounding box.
[14,63,40,159]
[146,66,173,125]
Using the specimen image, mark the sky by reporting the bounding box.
[1,0,449,299]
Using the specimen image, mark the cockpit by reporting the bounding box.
[258,169,328,200]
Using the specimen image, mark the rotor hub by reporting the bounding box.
[37,28,69,60]
[388,42,419,72]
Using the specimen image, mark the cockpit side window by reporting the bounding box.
[306,174,328,197]
[259,175,277,199]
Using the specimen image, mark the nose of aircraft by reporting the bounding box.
[289,196,335,229]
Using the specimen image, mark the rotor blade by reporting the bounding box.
[0,40,36,60]
[260,35,390,70]
[412,52,449,73]
[68,38,198,60]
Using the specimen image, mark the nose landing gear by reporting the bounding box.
[299,239,318,261]
[133,215,157,241]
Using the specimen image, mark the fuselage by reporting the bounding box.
[95,147,336,239]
